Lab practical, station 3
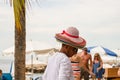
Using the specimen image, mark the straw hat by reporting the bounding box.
[55,27,86,48]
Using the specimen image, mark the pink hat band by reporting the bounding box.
[55,27,86,48]
[61,30,79,38]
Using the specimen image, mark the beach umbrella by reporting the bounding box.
[2,41,52,55]
[26,59,47,65]
[87,46,117,57]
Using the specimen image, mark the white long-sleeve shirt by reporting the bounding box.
[42,52,74,80]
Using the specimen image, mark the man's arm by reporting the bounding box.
[89,54,93,72]
[118,68,120,76]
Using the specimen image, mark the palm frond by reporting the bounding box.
[9,0,40,32]
[13,0,25,32]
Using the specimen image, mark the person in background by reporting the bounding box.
[70,52,95,80]
[78,47,94,80]
[118,68,120,76]
[92,53,103,80]
[70,52,81,80]
[0,69,2,80]
[42,27,86,80]
[0,69,7,80]
[77,47,94,80]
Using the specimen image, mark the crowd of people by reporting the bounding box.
[42,27,107,80]
[70,48,104,80]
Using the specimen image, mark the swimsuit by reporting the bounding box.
[71,61,80,76]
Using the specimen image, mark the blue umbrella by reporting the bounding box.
[87,46,117,57]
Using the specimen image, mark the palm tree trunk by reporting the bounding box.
[14,0,26,80]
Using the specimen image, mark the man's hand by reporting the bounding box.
[89,71,95,77]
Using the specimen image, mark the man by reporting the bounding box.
[78,47,93,80]
[42,27,86,80]
[0,69,2,80]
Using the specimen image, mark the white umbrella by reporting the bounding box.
[101,55,117,63]
[26,59,47,65]
[2,41,52,55]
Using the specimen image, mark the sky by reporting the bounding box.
[0,0,120,53]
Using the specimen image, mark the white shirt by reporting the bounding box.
[42,52,74,80]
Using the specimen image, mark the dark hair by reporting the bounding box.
[0,69,2,73]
